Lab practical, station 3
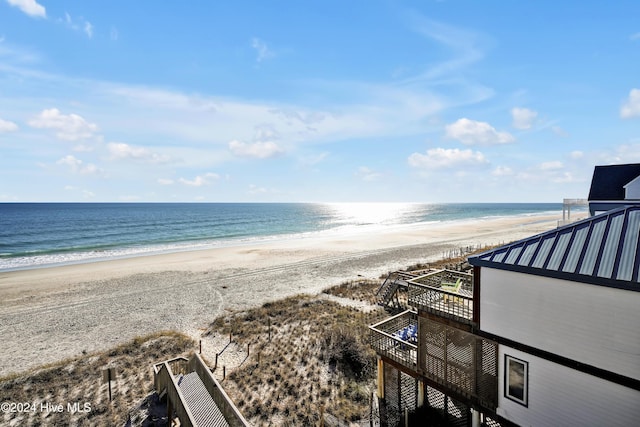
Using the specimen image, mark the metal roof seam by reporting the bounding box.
[468,205,640,288]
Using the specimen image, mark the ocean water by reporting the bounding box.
[0,202,567,271]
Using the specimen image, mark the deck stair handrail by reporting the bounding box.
[376,270,426,295]
[376,270,433,309]
[154,356,189,375]
[154,353,249,427]
[155,359,199,427]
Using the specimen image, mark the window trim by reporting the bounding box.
[504,354,529,407]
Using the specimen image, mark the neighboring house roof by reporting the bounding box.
[588,163,640,201]
[469,206,640,291]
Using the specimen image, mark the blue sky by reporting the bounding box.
[1,0,639,202]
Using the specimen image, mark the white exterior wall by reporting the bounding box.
[624,175,640,199]
[497,345,640,427]
[480,268,640,381]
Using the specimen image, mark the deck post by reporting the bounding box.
[417,379,425,408]
[377,356,385,399]
[472,409,481,427]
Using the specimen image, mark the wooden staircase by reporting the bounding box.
[377,271,427,311]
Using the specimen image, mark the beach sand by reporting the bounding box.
[0,213,582,377]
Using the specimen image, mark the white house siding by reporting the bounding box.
[497,345,640,427]
[480,268,640,381]
[624,175,640,199]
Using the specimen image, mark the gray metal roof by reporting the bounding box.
[469,205,640,291]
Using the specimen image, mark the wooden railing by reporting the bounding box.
[369,310,418,371]
[370,310,498,411]
[187,354,249,427]
[153,354,249,427]
[408,270,474,324]
[417,318,498,410]
[409,269,472,289]
[154,358,198,427]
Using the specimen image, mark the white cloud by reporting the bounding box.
[7,0,45,18]
[511,107,538,130]
[621,88,640,118]
[551,125,569,137]
[570,151,584,159]
[355,166,382,182]
[408,147,487,169]
[445,118,514,145]
[407,15,485,81]
[0,118,18,132]
[56,155,102,175]
[107,142,171,163]
[251,37,274,62]
[178,172,219,187]
[60,13,93,38]
[603,143,640,164]
[539,161,563,170]
[157,178,174,185]
[96,77,469,154]
[298,152,329,167]
[510,162,581,186]
[247,184,281,195]
[28,108,98,141]
[110,27,119,41]
[630,32,640,41]
[228,140,283,159]
[84,21,93,38]
[72,142,97,152]
[552,172,576,183]
[248,184,267,194]
[492,166,513,176]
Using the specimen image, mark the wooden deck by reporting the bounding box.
[369,310,418,370]
[408,270,474,324]
[370,310,499,411]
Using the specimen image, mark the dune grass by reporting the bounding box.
[0,248,489,426]
[204,282,388,426]
[0,331,194,427]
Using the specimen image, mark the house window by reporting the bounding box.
[505,355,528,406]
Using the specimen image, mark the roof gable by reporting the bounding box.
[624,175,640,200]
[588,163,640,201]
[469,206,640,291]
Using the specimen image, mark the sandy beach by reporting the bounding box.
[0,213,581,377]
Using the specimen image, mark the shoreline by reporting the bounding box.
[0,208,576,273]
[0,213,584,377]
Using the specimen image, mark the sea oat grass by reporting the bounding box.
[0,331,194,427]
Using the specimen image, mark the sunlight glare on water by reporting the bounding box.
[324,202,423,226]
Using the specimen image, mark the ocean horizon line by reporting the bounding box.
[0,201,564,205]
